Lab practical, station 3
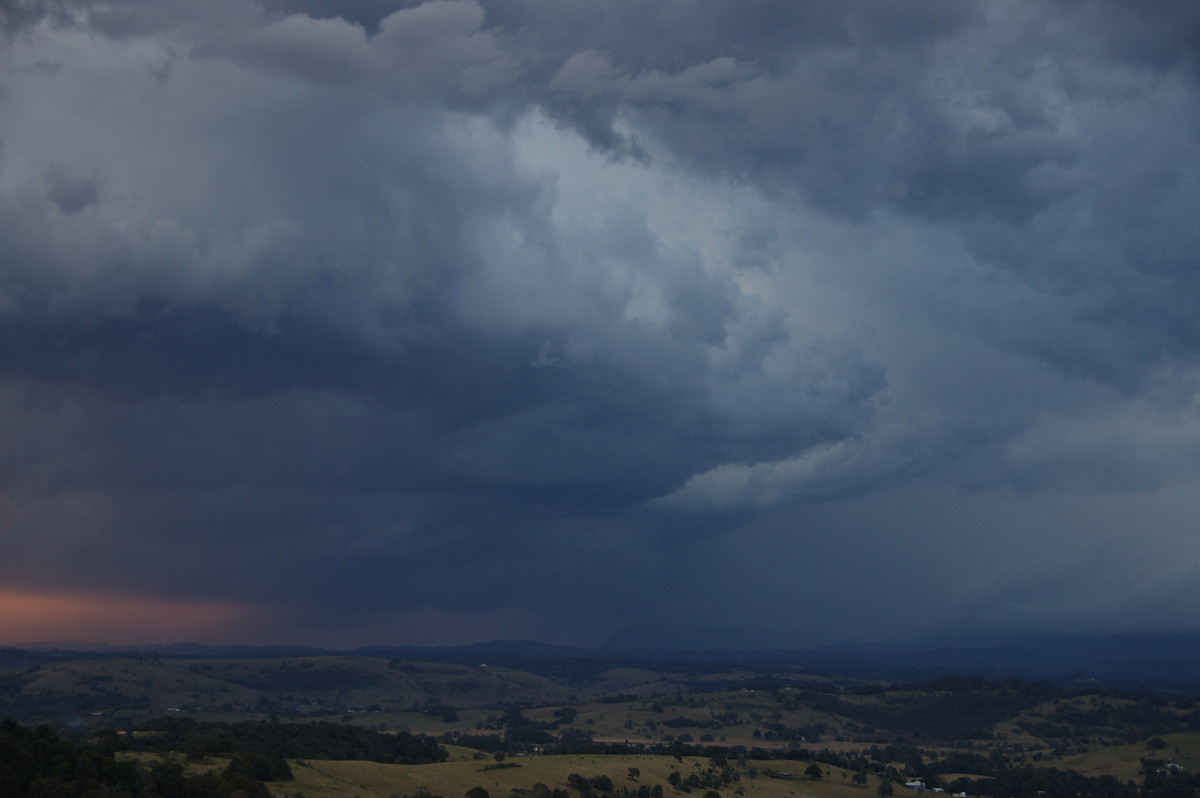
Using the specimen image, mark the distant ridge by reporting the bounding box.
[355,639,587,659]
[8,632,1200,690]
[601,624,792,652]
[10,640,119,652]
[7,641,332,657]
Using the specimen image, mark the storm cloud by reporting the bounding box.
[1,0,1199,647]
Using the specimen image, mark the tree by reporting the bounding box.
[591,775,615,792]
[805,764,824,780]
[852,773,868,788]
[466,788,490,798]
[877,779,894,798]
[226,751,292,782]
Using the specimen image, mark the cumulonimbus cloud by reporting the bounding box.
[1,0,1199,646]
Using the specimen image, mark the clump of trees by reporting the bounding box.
[0,718,282,797]
[946,766,1134,798]
[130,715,447,764]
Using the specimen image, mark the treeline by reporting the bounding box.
[782,677,1200,742]
[129,715,447,764]
[793,678,1059,740]
[947,766,1134,798]
[0,670,151,723]
[1015,694,1200,741]
[0,718,278,797]
[217,659,388,694]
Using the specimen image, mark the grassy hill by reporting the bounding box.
[3,656,591,725]
[7,651,1200,798]
[229,753,876,798]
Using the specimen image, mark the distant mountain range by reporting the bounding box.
[10,630,1200,692]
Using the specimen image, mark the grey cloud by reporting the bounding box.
[2,0,1200,646]
[0,0,61,32]
[44,168,99,213]
[1075,0,1200,74]
[194,0,522,106]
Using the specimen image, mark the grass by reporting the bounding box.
[123,732,1200,798]
[22,654,1200,798]
[266,754,883,798]
[1049,732,1200,784]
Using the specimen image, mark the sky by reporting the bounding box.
[1,0,1200,650]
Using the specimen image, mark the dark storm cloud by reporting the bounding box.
[0,0,55,32]
[43,169,100,214]
[2,0,1200,646]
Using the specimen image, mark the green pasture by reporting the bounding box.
[265,753,881,798]
[1049,732,1200,784]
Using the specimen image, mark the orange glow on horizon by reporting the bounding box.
[0,588,278,646]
